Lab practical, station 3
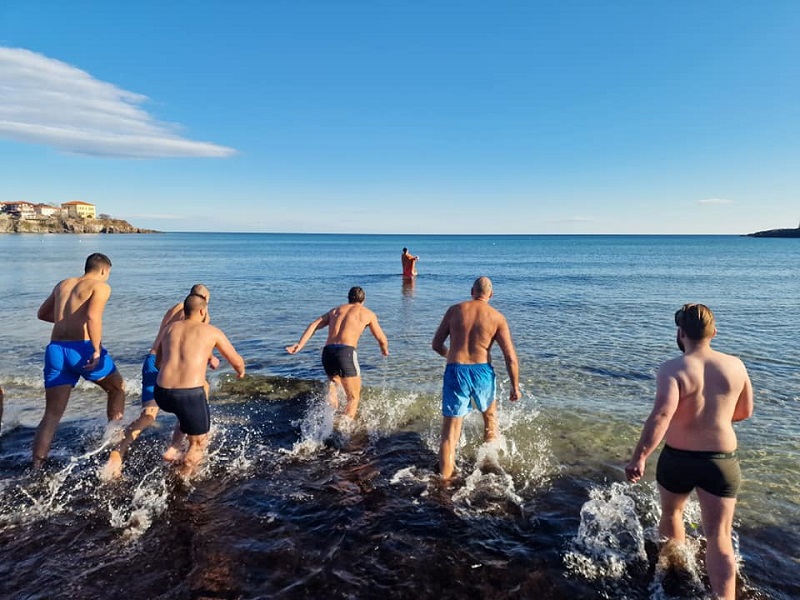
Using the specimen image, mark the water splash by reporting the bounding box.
[107,467,169,541]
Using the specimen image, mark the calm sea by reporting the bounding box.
[0,233,798,599]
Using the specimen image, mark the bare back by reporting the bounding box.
[436,300,507,364]
[47,276,111,342]
[325,303,377,348]
[157,320,242,389]
[662,348,752,452]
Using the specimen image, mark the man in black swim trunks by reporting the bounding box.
[286,286,389,419]
[625,304,753,600]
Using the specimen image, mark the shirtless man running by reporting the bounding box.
[286,286,389,419]
[102,284,217,478]
[432,276,520,480]
[154,293,245,479]
[33,253,125,468]
[626,303,753,600]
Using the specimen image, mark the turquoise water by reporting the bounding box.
[0,232,798,598]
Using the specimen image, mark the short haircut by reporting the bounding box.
[472,276,492,297]
[190,283,210,301]
[402,247,408,253]
[674,303,715,340]
[84,253,112,273]
[184,292,207,317]
[348,286,365,303]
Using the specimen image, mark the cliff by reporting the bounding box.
[0,215,158,234]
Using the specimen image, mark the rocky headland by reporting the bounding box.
[0,214,157,234]
[746,225,800,238]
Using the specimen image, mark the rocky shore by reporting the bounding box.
[745,226,800,238]
[0,214,157,234]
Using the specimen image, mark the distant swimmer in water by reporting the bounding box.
[401,247,419,278]
[103,284,217,479]
[626,304,753,600]
[153,293,245,479]
[33,253,125,469]
[286,286,389,420]
[431,276,520,480]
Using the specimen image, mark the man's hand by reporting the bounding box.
[285,344,301,354]
[509,387,521,402]
[625,458,645,483]
[208,355,220,370]
[84,351,101,371]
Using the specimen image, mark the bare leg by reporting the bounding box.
[32,384,72,468]
[177,433,208,479]
[95,370,126,422]
[340,376,362,419]
[163,423,186,462]
[481,400,498,443]
[696,488,738,600]
[658,485,690,542]
[439,416,464,480]
[103,403,159,479]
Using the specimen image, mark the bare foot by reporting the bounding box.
[99,450,123,480]
[163,447,183,462]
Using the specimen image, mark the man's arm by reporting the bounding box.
[431,309,451,358]
[285,313,329,354]
[732,367,754,422]
[84,283,111,368]
[368,315,389,356]
[625,366,680,483]
[494,316,520,402]
[37,288,57,323]
[215,330,246,379]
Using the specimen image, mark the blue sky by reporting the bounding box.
[1,1,798,234]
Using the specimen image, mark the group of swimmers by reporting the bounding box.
[21,249,752,600]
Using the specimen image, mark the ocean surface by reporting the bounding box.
[0,232,797,599]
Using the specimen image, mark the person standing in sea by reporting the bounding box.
[431,276,520,480]
[33,252,126,468]
[401,247,419,278]
[102,284,217,479]
[153,293,245,479]
[286,286,389,420]
[626,303,753,600]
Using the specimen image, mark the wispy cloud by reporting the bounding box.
[698,198,733,205]
[0,47,236,158]
[543,216,595,223]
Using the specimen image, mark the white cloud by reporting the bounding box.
[698,198,733,205]
[0,47,236,158]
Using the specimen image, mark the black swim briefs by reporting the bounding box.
[656,444,741,499]
[321,344,360,378]
[154,384,210,436]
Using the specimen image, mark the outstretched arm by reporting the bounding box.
[286,313,329,354]
[495,317,520,402]
[215,332,245,379]
[625,367,679,483]
[368,316,389,356]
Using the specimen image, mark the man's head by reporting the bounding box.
[190,283,210,303]
[348,286,365,304]
[84,253,112,274]
[402,247,408,253]
[674,303,716,341]
[184,292,208,318]
[471,276,493,300]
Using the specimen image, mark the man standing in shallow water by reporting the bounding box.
[153,293,245,479]
[286,286,389,419]
[626,304,753,600]
[401,247,419,278]
[432,276,520,480]
[33,253,126,468]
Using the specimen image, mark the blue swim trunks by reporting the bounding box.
[442,363,496,417]
[141,353,158,404]
[43,341,117,388]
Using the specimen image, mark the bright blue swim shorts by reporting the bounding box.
[43,341,117,388]
[141,352,159,404]
[441,363,496,417]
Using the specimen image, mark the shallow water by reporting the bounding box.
[0,233,798,598]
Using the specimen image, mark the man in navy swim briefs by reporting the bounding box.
[287,286,389,419]
[33,253,126,468]
[626,303,753,600]
[432,276,520,480]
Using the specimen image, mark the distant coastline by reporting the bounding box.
[745,224,800,238]
[0,214,157,234]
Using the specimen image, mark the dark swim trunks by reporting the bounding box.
[321,344,360,378]
[43,341,117,388]
[656,444,741,498]
[154,385,210,436]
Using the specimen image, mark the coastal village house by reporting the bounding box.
[1,200,96,220]
[61,201,97,219]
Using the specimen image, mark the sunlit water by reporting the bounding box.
[0,233,798,598]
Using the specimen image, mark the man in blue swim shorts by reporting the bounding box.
[103,284,217,479]
[626,304,754,600]
[33,253,126,468]
[287,286,389,419]
[432,277,520,480]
